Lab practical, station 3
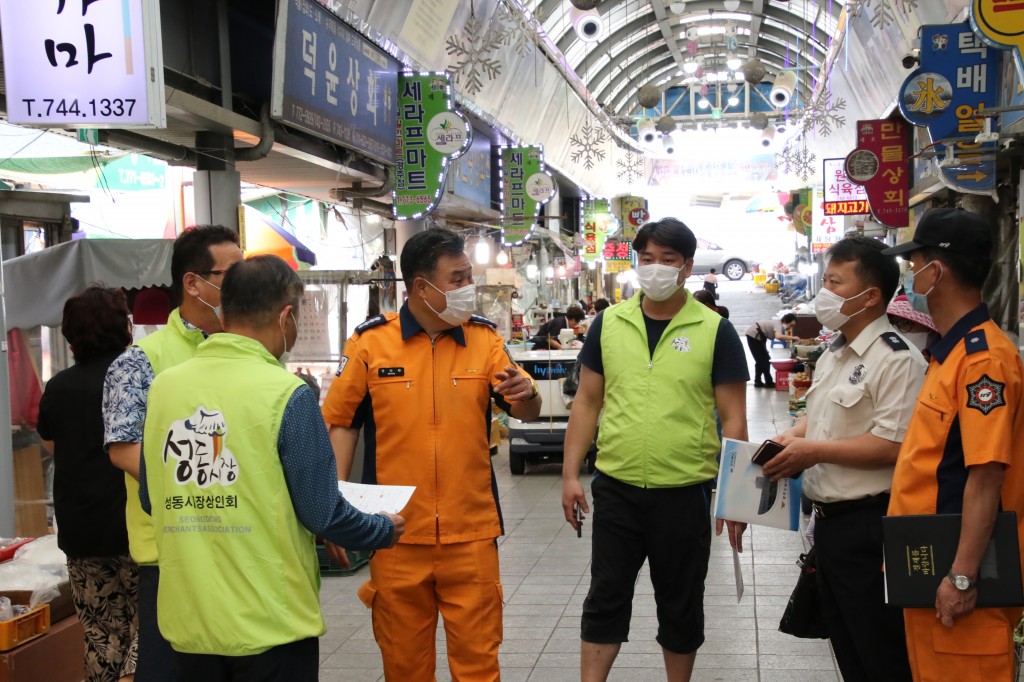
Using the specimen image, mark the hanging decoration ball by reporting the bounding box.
[694,65,705,79]
[637,84,662,109]
[569,0,601,9]
[749,112,770,130]
[723,0,741,10]
[741,58,766,84]
[656,115,677,134]
[687,27,700,41]
[686,39,699,56]
[669,2,687,14]
[700,83,709,97]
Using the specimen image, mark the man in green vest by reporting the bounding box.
[141,255,403,680]
[103,225,243,681]
[562,218,750,682]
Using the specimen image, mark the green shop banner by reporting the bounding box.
[581,198,613,262]
[500,146,555,245]
[393,72,471,220]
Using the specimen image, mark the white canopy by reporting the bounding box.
[4,238,173,329]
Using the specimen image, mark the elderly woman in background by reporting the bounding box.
[37,285,138,682]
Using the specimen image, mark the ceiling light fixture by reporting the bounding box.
[726,53,742,70]
[723,0,741,10]
[728,94,740,106]
[683,60,699,74]
[697,98,710,109]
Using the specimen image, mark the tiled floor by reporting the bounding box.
[317,282,839,680]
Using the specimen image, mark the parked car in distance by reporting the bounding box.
[691,238,757,281]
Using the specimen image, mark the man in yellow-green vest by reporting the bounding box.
[562,218,750,682]
[141,255,403,680]
[103,225,243,680]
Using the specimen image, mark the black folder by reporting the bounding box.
[881,511,1024,607]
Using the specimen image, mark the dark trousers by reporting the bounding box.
[813,497,912,682]
[746,335,773,385]
[136,565,178,682]
[174,637,318,682]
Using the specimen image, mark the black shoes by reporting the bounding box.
[753,381,775,389]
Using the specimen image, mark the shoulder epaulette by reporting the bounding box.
[468,314,497,328]
[355,314,388,333]
[965,329,989,355]
[880,332,910,352]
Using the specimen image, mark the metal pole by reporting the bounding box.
[0,238,16,536]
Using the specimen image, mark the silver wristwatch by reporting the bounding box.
[947,570,976,591]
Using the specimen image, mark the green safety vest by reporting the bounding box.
[127,308,207,564]
[143,333,319,655]
[597,294,721,488]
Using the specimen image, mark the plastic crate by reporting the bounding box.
[0,603,50,651]
[775,370,791,391]
[316,544,371,577]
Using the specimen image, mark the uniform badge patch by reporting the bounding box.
[849,364,866,384]
[335,356,349,377]
[672,336,691,352]
[966,374,1006,415]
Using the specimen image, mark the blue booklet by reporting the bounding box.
[714,438,803,531]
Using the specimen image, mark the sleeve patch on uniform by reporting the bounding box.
[355,315,387,333]
[335,356,349,377]
[469,314,497,328]
[966,374,1006,415]
[880,332,909,351]
[965,329,989,355]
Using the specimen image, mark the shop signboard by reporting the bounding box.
[99,154,167,191]
[0,0,166,127]
[272,0,399,164]
[602,240,633,273]
[500,146,555,245]
[451,128,492,209]
[822,158,869,216]
[619,196,648,241]
[392,72,471,220]
[898,24,1000,196]
[845,119,910,229]
[581,198,613,263]
[810,187,840,255]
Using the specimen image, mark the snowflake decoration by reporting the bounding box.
[776,140,817,182]
[570,121,607,170]
[853,0,919,30]
[446,17,504,97]
[616,151,645,184]
[802,96,847,137]
[495,1,534,58]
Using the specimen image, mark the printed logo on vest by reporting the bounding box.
[336,355,349,377]
[163,406,239,488]
[671,336,691,352]
[966,374,1006,416]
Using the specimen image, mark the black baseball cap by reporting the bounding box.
[881,207,992,259]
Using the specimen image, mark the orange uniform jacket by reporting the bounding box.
[888,305,1024,679]
[323,304,526,545]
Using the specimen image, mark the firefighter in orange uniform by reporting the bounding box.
[883,208,1024,681]
[321,228,541,681]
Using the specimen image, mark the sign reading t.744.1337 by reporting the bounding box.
[0,0,166,127]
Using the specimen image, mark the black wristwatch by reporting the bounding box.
[947,570,976,591]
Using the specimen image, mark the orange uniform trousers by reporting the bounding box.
[903,606,1018,681]
[358,539,503,682]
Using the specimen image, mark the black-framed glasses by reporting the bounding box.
[891,317,915,333]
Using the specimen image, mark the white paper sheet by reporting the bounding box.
[733,544,745,603]
[337,481,415,515]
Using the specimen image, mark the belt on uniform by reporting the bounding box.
[811,493,889,519]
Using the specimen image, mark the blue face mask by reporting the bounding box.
[904,261,937,315]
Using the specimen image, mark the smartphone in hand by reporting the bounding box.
[751,439,785,466]
[573,502,584,538]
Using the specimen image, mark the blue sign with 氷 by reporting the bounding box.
[898,25,1001,195]
[451,128,492,209]
[271,0,399,164]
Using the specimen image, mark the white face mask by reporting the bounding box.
[424,279,476,326]
[636,264,683,301]
[903,331,933,353]
[196,275,222,321]
[812,287,871,331]
[279,311,297,366]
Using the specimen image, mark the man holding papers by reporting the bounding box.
[140,256,403,681]
[882,208,1024,681]
[322,228,541,682]
[764,237,925,681]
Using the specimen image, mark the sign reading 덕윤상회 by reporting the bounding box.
[271,0,400,164]
[0,0,166,127]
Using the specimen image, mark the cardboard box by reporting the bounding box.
[0,615,83,682]
[12,447,47,538]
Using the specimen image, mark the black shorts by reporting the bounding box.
[581,474,713,654]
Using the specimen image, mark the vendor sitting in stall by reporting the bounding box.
[530,305,585,350]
